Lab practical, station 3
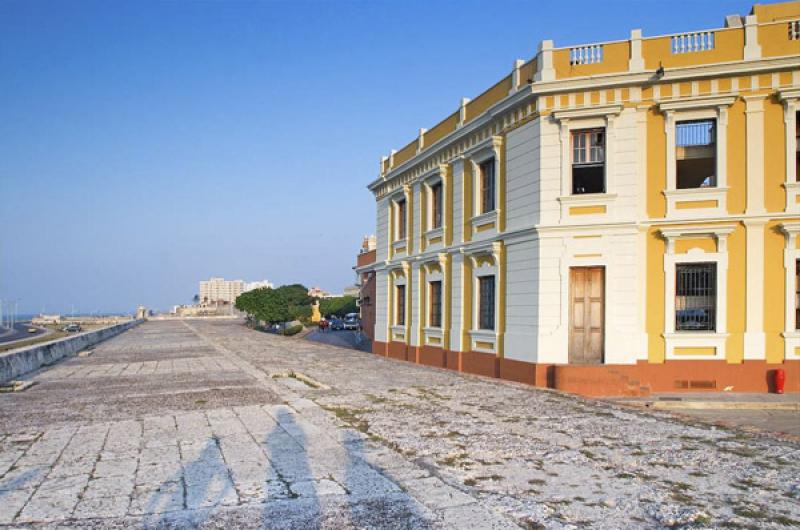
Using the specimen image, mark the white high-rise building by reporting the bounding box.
[199,277,246,305]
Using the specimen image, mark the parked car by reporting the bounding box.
[62,324,82,333]
[329,317,344,331]
[343,313,360,330]
[27,327,37,334]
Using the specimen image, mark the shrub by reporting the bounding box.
[283,324,303,336]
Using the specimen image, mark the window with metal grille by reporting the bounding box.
[676,120,716,188]
[790,20,800,40]
[431,182,443,229]
[675,263,716,331]
[571,128,605,194]
[396,285,405,326]
[478,275,495,330]
[396,199,406,240]
[429,281,442,328]
[479,159,495,214]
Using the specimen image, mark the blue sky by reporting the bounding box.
[1,0,754,314]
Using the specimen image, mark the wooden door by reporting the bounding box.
[568,267,604,364]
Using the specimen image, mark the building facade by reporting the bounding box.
[366,2,800,395]
[199,277,246,305]
[356,236,378,343]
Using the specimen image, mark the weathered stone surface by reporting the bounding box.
[0,319,796,528]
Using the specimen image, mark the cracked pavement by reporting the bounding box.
[0,319,798,529]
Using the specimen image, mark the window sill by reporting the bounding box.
[663,331,729,360]
[558,192,617,204]
[470,211,497,234]
[424,227,444,240]
[392,239,408,252]
[663,187,728,218]
[423,327,443,337]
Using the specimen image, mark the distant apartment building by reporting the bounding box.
[199,277,274,305]
[199,278,245,305]
[364,2,800,395]
[308,287,336,299]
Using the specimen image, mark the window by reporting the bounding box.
[431,182,443,229]
[479,159,495,213]
[478,275,495,330]
[571,129,605,194]
[676,120,716,189]
[429,281,442,328]
[396,285,405,326]
[675,263,716,331]
[396,199,406,240]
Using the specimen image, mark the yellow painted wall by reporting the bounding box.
[445,164,454,246]
[424,112,460,149]
[643,28,743,70]
[465,75,513,123]
[646,228,666,362]
[646,110,667,219]
[765,94,788,213]
[753,1,800,22]
[675,237,717,253]
[726,224,746,363]
[760,23,800,59]
[728,99,747,214]
[553,41,630,79]
[462,161,473,243]
[765,220,789,363]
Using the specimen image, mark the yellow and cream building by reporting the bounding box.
[365,2,800,395]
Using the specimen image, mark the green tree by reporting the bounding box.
[319,296,358,318]
[235,284,312,324]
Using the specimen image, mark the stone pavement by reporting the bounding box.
[0,320,798,529]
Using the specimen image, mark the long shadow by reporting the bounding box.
[140,437,235,529]
[263,408,320,529]
[343,437,433,529]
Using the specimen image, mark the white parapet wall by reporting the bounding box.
[0,319,143,384]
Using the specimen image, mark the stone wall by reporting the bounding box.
[0,319,142,384]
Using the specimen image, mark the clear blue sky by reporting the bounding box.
[1,0,753,315]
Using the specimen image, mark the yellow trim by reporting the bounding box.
[462,258,473,349]
[428,236,442,244]
[569,205,607,215]
[498,136,506,233]
[574,234,601,240]
[675,200,719,210]
[445,164,454,246]
[444,254,452,350]
[475,221,496,233]
[498,242,506,357]
[475,340,495,350]
[675,237,717,254]
[427,336,441,345]
[674,347,717,356]
[463,161,473,243]
[574,253,602,258]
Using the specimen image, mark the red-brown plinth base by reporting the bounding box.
[371,341,800,397]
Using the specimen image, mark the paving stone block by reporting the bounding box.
[129,481,184,515]
[83,476,135,498]
[72,495,130,519]
[93,458,138,478]
[0,488,34,523]
[402,477,475,510]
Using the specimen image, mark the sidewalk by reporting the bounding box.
[607,392,800,436]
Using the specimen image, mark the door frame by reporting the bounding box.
[568,265,606,364]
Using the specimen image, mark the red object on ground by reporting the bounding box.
[774,369,786,394]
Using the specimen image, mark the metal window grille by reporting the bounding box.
[480,159,495,213]
[676,120,715,147]
[790,20,800,40]
[396,199,406,240]
[431,183,443,229]
[396,285,405,326]
[429,281,442,328]
[675,263,716,331]
[478,276,495,331]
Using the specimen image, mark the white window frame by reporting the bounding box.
[421,165,447,245]
[391,269,408,337]
[660,225,733,360]
[465,136,502,237]
[780,222,800,360]
[390,187,409,254]
[779,89,800,213]
[553,105,622,222]
[421,255,448,346]
[659,96,735,219]
[467,242,503,353]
